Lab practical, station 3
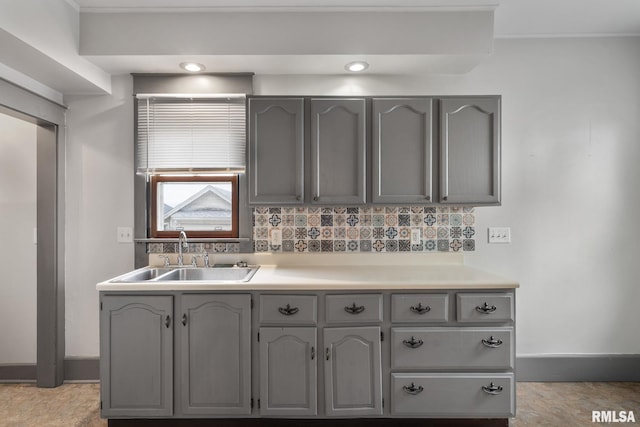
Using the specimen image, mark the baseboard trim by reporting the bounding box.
[516,355,640,381]
[0,358,100,382]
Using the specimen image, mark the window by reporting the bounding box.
[150,175,238,238]
[136,94,246,239]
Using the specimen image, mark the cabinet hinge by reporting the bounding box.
[381,331,384,341]
[251,398,254,409]
[251,298,254,309]
[382,398,384,409]
[100,401,103,409]
[100,302,103,311]
[258,399,261,409]
[257,332,260,342]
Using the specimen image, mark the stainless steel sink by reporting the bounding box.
[157,267,258,282]
[111,266,259,283]
[112,268,175,282]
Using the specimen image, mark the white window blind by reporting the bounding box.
[137,96,246,173]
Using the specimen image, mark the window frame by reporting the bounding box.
[149,174,239,239]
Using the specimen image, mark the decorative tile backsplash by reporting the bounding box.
[146,206,476,254]
[253,206,475,253]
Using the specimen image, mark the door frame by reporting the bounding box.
[0,78,66,387]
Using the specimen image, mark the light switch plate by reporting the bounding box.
[488,227,511,244]
[270,229,282,246]
[411,227,422,245]
[117,227,133,243]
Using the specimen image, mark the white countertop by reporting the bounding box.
[97,254,518,291]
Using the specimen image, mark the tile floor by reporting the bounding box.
[0,382,638,426]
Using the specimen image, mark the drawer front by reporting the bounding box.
[259,295,317,325]
[391,294,449,323]
[457,293,514,323]
[391,373,515,417]
[391,327,513,369]
[325,294,383,323]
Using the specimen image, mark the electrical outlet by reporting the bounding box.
[270,229,282,246]
[488,227,511,244]
[117,227,133,243]
[411,227,422,245]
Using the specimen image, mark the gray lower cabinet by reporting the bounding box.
[100,295,173,418]
[440,97,501,204]
[372,98,434,203]
[324,326,383,417]
[248,98,305,204]
[180,294,252,415]
[310,98,367,204]
[259,327,318,416]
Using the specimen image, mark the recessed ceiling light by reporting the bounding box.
[180,62,206,73]
[345,61,369,72]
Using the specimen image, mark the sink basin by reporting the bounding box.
[112,268,175,282]
[158,267,258,282]
[111,266,259,283]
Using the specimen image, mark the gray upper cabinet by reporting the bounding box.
[248,98,305,204]
[324,326,383,417]
[100,295,173,418]
[440,97,501,205]
[259,327,318,416]
[372,98,434,203]
[310,98,367,205]
[179,294,252,415]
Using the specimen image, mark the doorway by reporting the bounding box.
[0,78,66,388]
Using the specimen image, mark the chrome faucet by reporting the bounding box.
[177,230,188,266]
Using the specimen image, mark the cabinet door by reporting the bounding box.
[324,326,383,416]
[310,98,367,204]
[440,97,501,204]
[100,295,173,417]
[248,97,305,204]
[180,294,251,415]
[259,327,317,416]
[372,98,434,203]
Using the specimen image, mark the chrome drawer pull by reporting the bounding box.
[476,302,497,314]
[410,303,431,314]
[402,382,424,395]
[482,336,503,348]
[402,336,424,348]
[344,302,365,315]
[278,304,299,316]
[482,382,503,395]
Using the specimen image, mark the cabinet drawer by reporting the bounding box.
[325,294,383,323]
[259,295,317,325]
[457,293,514,323]
[391,327,513,370]
[391,294,448,323]
[391,373,515,417]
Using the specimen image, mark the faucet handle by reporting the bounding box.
[203,252,210,268]
[191,254,203,268]
[158,255,171,267]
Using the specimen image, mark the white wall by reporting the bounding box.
[64,74,134,357]
[62,36,640,357]
[0,113,37,363]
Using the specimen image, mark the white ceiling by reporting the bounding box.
[72,0,640,37]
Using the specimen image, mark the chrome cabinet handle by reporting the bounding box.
[410,303,431,314]
[482,336,503,348]
[165,315,171,328]
[325,348,330,361]
[313,196,319,202]
[311,346,315,360]
[278,304,299,316]
[182,314,187,326]
[402,382,424,395]
[402,336,424,348]
[476,302,497,314]
[482,382,503,395]
[344,302,365,315]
